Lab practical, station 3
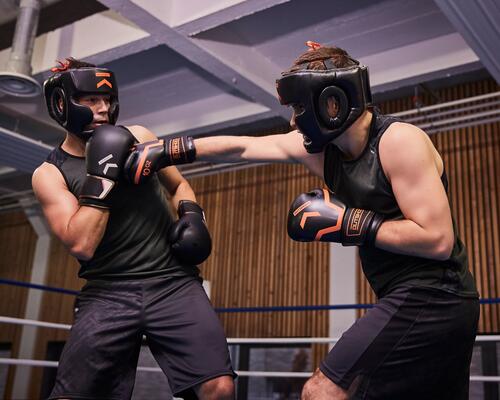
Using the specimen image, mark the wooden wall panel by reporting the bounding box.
[0,78,498,397]
[27,239,84,399]
[189,163,330,365]
[0,212,37,399]
[358,79,500,333]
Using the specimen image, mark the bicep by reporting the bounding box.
[245,131,324,177]
[381,126,452,232]
[126,125,158,143]
[32,165,79,241]
[243,131,304,162]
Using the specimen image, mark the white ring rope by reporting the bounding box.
[1,316,499,382]
[1,316,500,343]
[0,358,499,382]
[0,316,71,330]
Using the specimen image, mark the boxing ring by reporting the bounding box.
[1,314,500,382]
[1,277,499,399]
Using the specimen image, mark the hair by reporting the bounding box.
[50,57,96,73]
[287,45,359,72]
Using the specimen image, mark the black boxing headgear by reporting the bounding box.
[276,59,372,153]
[43,67,119,140]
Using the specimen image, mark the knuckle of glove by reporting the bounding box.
[86,125,135,180]
[169,218,212,265]
[125,140,167,184]
[287,188,345,243]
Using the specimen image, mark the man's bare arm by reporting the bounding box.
[32,163,109,260]
[375,123,453,260]
[127,125,197,210]
[195,131,325,178]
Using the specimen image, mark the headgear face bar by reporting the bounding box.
[43,67,119,140]
[276,58,372,153]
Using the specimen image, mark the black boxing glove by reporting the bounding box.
[169,200,212,265]
[124,136,196,184]
[79,125,135,209]
[287,188,384,246]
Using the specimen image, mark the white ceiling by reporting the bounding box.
[0,0,498,196]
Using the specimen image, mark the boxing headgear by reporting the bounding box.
[43,67,119,140]
[276,59,372,153]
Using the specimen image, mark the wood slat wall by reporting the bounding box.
[189,163,330,366]
[26,239,84,399]
[0,212,38,398]
[0,78,498,398]
[358,79,500,334]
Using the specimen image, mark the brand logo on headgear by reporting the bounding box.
[95,72,112,89]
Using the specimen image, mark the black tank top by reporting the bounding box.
[46,137,199,281]
[324,109,478,298]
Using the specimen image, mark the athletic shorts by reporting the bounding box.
[49,275,235,399]
[320,285,479,400]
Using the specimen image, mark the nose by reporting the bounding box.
[96,98,110,113]
[290,111,297,130]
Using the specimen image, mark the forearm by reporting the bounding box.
[194,136,251,163]
[65,207,109,260]
[169,180,196,211]
[375,219,453,260]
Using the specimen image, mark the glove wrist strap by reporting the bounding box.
[177,200,205,221]
[165,136,196,165]
[342,208,384,247]
[79,175,115,209]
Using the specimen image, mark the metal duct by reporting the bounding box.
[0,0,41,97]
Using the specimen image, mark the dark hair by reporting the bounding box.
[288,45,359,72]
[50,57,96,73]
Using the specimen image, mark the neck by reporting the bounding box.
[332,110,373,160]
[61,132,86,156]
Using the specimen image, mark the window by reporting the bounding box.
[232,344,311,400]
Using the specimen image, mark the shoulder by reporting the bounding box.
[379,122,433,160]
[32,162,67,198]
[381,121,428,148]
[125,125,158,143]
[33,161,64,181]
[379,122,436,181]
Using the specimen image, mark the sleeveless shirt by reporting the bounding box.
[323,109,478,298]
[46,137,199,281]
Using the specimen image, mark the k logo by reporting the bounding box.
[98,154,118,175]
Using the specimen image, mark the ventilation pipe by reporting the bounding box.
[0,0,41,97]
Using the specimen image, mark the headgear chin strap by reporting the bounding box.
[276,59,372,153]
[43,67,119,140]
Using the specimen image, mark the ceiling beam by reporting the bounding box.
[434,0,500,83]
[175,0,291,36]
[171,110,281,137]
[33,35,159,82]
[0,126,52,173]
[97,0,289,120]
[371,61,483,95]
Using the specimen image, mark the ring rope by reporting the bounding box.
[0,358,499,382]
[1,315,499,343]
[1,278,499,312]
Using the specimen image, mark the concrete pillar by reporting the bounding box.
[12,201,51,399]
[329,243,357,347]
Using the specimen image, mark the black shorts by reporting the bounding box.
[320,286,479,400]
[49,275,235,400]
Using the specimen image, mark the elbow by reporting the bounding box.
[68,242,95,261]
[432,234,454,261]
